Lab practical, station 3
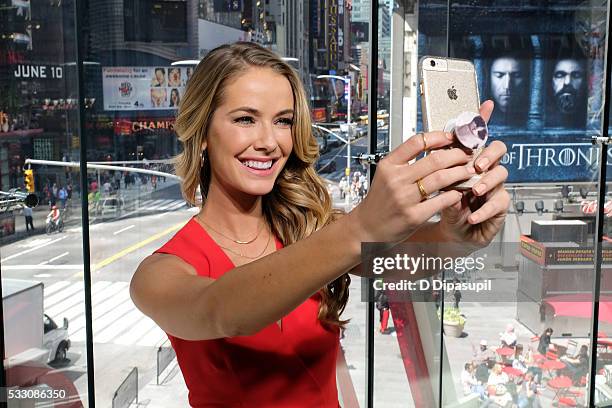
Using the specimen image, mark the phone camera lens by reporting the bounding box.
[430,60,436,67]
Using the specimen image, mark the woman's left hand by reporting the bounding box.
[437,100,510,250]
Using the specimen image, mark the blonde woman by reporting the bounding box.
[130,42,509,407]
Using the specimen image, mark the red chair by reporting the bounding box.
[558,397,577,407]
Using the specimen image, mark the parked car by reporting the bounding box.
[99,196,124,218]
[312,127,329,154]
[3,279,71,375]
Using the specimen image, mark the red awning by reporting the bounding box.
[544,293,612,323]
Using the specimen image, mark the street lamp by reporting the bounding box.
[316,74,352,208]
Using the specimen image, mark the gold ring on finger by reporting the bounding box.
[420,133,428,151]
[416,178,429,201]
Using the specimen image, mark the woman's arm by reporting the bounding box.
[131,131,473,341]
[131,214,364,341]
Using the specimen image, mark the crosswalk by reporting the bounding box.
[43,280,168,347]
[136,198,188,212]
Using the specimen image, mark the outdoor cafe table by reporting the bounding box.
[502,366,524,379]
[547,375,573,403]
[496,347,514,357]
[540,359,566,379]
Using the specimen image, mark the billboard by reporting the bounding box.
[417,1,609,183]
[102,67,191,111]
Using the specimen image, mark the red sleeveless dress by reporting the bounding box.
[154,217,341,407]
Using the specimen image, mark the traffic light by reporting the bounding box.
[24,169,35,193]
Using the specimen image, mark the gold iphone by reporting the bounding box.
[419,56,481,133]
[419,56,484,189]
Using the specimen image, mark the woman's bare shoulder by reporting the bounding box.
[138,252,198,276]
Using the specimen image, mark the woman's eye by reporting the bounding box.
[277,117,294,126]
[235,116,254,124]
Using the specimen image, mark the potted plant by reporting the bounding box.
[438,306,465,337]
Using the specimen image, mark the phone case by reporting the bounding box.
[419,57,483,190]
[419,56,481,133]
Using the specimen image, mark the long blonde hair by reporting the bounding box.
[174,42,350,329]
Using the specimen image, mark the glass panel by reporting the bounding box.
[371,0,610,407]
[438,1,607,407]
[373,0,425,407]
[78,0,370,406]
[80,1,191,405]
[1,0,89,405]
[339,0,371,406]
[595,22,612,404]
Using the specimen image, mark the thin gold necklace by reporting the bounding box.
[217,228,272,259]
[198,215,263,244]
[209,224,281,331]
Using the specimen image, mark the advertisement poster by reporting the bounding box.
[102,66,192,111]
[417,1,609,183]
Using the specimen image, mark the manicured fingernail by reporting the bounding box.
[446,132,454,140]
[476,157,490,171]
[466,165,476,174]
[474,183,486,195]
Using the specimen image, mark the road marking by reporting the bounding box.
[34,273,52,278]
[44,280,72,296]
[39,251,70,265]
[113,224,135,235]
[92,221,186,272]
[19,238,53,248]
[44,280,167,346]
[1,236,67,263]
[1,264,83,270]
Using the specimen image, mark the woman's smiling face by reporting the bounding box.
[204,67,295,198]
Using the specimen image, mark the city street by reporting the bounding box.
[1,182,196,406]
[315,127,388,182]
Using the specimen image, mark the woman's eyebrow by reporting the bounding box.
[227,107,294,116]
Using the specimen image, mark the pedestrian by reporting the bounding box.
[58,186,67,209]
[517,371,541,408]
[339,177,347,199]
[23,205,34,232]
[375,287,390,334]
[499,323,517,348]
[453,277,462,309]
[130,42,509,406]
[537,327,553,355]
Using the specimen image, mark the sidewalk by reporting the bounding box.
[0,205,64,246]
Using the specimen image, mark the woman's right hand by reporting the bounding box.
[348,131,475,243]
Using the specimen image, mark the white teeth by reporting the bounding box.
[242,160,273,170]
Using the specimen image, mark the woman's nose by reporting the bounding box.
[254,124,278,152]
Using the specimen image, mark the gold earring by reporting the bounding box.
[201,150,207,167]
